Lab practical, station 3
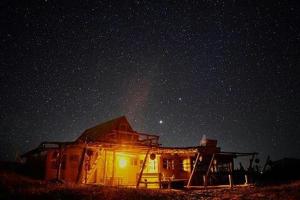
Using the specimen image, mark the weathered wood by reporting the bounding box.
[86,148,103,183]
[187,153,201,187]
[136,148,151,188]
[203,153,215,188]
[228,174,233,188]
[111,150,115,185]
[244,174,248,184]
[76,145,87,183]
[206,154,215,177]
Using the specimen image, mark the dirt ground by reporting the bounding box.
[1,171,300,200]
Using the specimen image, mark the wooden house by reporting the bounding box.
[22,116,257,188]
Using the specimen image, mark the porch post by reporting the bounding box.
[111,150,115,185]
[228,174,233,188]
[244,174,248,185]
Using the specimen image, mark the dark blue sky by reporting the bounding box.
[0,0,299,162]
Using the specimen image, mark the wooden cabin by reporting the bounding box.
[21,116,257,188]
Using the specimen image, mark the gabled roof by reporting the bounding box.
[76,116,134,142]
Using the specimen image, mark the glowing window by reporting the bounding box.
[182,159,191,172]
[163,159,174,170]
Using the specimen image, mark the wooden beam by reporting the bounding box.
[229,174,233,188]
[136,148,151,188]
[76,145,88,183]
[244,174,248,185]
[187,153,200,187]
[206,154,215,177]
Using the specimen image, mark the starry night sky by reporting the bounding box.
[0,0,299,162]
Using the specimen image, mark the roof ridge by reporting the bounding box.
[75,115,133,142]
[85,115,127,131]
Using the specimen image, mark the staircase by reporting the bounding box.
[137,173,162,188]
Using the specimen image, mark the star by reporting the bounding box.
[0,0,298,162]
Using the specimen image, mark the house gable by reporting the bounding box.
[76,116,134,143]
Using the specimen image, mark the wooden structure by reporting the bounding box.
[21,116,257,188]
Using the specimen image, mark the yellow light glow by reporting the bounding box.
[183,158,190,172]
[118,157,127,168]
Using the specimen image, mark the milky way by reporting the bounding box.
[0,1,299,162]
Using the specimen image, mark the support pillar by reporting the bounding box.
[228,174,233,188]
[244,174,248,185]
